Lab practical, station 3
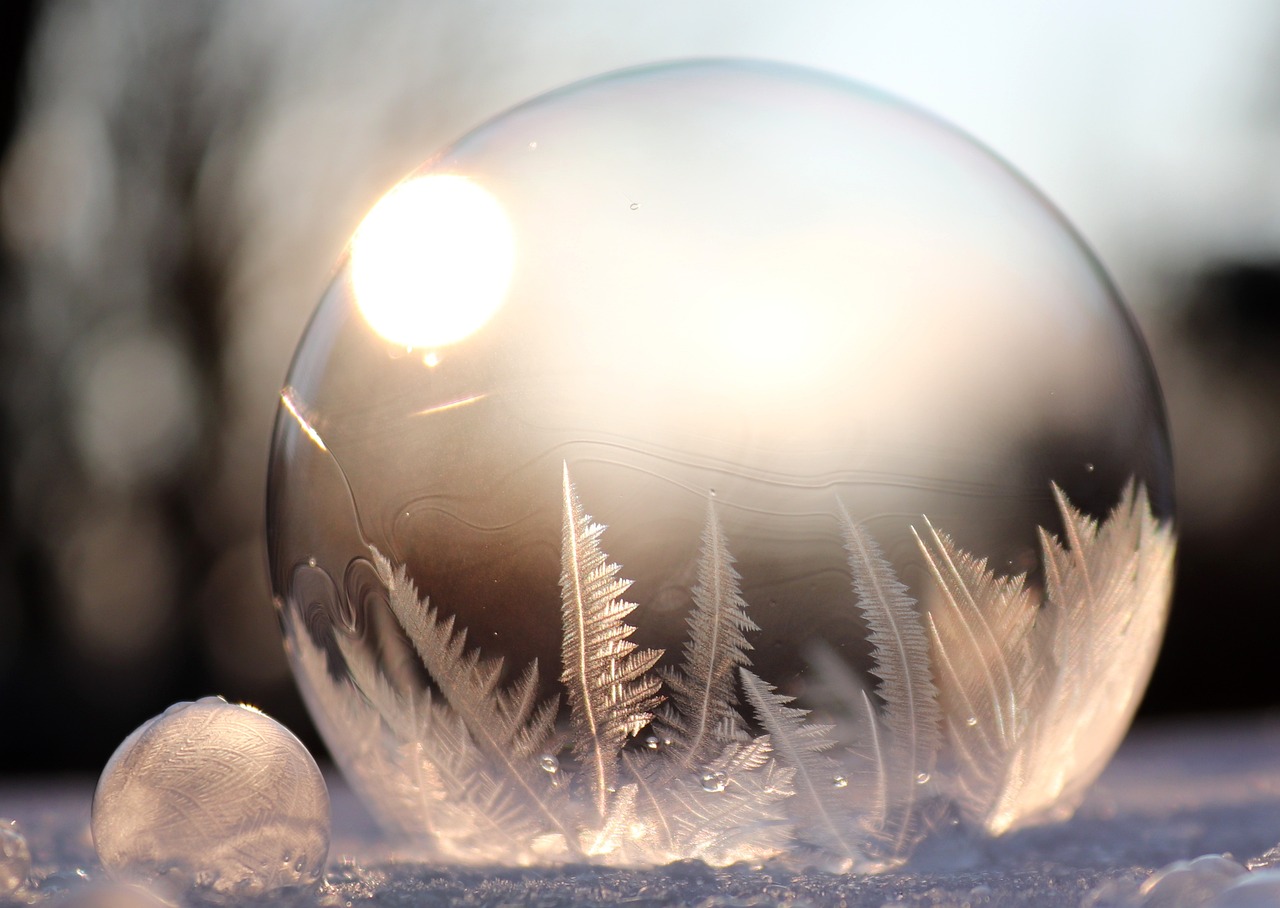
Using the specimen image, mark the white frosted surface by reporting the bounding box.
[89,699,330,902]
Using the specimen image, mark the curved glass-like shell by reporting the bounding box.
[267,60,1174,869]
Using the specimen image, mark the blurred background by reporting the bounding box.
[0,0,1277,775]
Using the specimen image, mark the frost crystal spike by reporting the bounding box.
[658,499,759,771]
[559,464,664,820]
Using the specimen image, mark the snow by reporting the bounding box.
[3,715,1280,907]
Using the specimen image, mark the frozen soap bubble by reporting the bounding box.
[0,818,31,896]
[267,59,1174,870]
[92,698,329,902]
[1129,855,1248,908]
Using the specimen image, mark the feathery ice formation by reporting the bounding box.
[282,466,1174,870]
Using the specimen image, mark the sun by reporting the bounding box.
[350,174,515,350]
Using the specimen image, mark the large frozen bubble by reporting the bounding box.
[91,698,329,901]
[267,59,1175,869]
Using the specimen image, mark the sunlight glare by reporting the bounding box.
[350,175,514,350]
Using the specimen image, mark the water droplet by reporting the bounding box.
[832,775,848,789]
[644,735,660,751]
[700,770,728,793]
[539,754,559,774]
[1085,462,1095,473]
[629,201,639,210]
[965,716,979,727]
[916,772,931,785]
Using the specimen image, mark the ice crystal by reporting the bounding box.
[283,466,1172,869]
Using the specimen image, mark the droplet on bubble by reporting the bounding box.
[700,770,728,793]
[266,59,1174,869]
[91,697,329,902]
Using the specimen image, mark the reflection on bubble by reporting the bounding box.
[267,60,1174,869]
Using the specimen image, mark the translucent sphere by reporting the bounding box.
[267,60,1174,870]
[92,698,330,900]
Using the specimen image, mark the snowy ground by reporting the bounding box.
[4,715,1280,907]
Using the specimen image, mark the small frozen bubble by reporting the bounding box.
[643,735,661,751]
[1135,854,1246,907]
[0,818,31,896]
[832,775,848,789]
[539,754,560,774]
[91,697,330,902]
[1214,870,1280,908]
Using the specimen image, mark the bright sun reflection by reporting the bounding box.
[350,175,515,350]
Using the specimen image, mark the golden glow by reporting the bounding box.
[351,175,514,350]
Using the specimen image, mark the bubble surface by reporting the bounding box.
[267,60,1175,869]
[92,698,330,901]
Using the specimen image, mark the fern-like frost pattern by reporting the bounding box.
[283,470,1173,868]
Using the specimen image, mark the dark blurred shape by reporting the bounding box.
[1143,260,1280,717]
[1184,263,1280,356]
[0,1,309,773]
[0,0,45,759]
